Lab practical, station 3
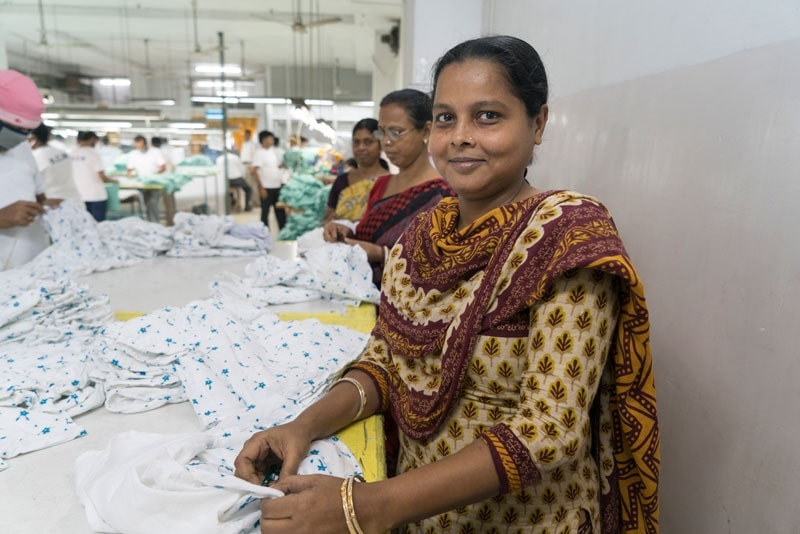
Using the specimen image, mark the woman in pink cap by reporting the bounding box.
[0,69,59,270]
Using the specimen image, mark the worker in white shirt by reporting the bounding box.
[151,137,174,172]
[71,131,115,221]
[216,149,252,212]
[29,123,82,203]
[0,69,61,270]
[240,129,257,210]
[251,130,286,230]
[240,129,256,165]
[126,134,167,222]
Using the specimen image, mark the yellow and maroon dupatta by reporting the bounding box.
[353,191,660,533]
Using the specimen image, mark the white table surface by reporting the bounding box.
[3,242,352,533]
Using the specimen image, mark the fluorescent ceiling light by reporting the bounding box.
[190,95,239,104]
[61,113,161,121]
[194,64,242,75]
[238,97,292,104]
[41,112,61,119]
[169,140,190,146]
[169,122,207,129]
[191,96,224,103]
[130,98,176,106]
[305,99,334,106]
[349,101,375,107]
[47,120,133,129]
[45,108,162,121]
[98,78,131,87]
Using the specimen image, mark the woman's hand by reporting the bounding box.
[258,187,268,200]
[322,221,354,243]
[263,475,385,534]
[344,238,385,264]
[233,421,314,485]
[260,475,345,533]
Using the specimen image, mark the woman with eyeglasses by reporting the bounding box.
[322,89,455,285]
[321,118,388,225]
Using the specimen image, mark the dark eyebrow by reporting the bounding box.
[433,100,510,112]
[473,100,510,110]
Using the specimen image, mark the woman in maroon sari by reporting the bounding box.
[323,89,455,285]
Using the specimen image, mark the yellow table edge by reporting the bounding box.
[114,303,386,483]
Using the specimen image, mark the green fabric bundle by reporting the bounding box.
[277,173,331,240]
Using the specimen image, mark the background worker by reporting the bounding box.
[71,131,115,221]
[29,123,81,203]
[0,69,60,270]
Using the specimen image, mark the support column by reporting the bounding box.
[401,0,485,91]
[0,25,9,69]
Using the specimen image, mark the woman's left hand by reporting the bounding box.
[344,238,384,263]
[261,475,347,533]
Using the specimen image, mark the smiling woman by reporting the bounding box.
[235,36,660,534]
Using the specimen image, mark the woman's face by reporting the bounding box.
[351,127,381,168]
[377,103,431,170]
[430,59,547,202]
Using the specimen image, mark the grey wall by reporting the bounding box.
[488,1,800,531]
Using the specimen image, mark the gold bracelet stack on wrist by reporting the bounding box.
[340,475,366,534]
[331,376,367,422]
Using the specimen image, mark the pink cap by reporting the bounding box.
[0,70,45,130]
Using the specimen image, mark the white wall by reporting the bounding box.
[488,1,800,532]
[489,0,800,97]
[402,0,484,90]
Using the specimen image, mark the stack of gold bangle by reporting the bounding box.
[340,475,367,534]
[332,376,367,422]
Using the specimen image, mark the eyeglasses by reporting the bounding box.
[373,127,410,143]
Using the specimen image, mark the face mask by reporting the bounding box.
[0,123,31,151]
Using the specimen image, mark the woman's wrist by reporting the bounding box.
[288,413,322,442]
[352,479,394,533]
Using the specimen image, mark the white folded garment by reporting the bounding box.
[210,243,380,310]
[0,407,88,465]
[168,212,271,258]
[75,430,362,534]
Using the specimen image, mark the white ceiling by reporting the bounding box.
[1,0,401,80]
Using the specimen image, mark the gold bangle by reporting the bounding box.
[346,475,366,534]
[332,377,367,422]
[341,478,358,534]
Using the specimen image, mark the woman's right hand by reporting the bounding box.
[322,221,354,243]
[233,420,314,485]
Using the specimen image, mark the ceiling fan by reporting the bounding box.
[251,1,343,33]
[288,13,342,33]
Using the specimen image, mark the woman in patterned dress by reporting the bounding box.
[235,35,660,534]
[323,89,455,286]
[321,118,387,225]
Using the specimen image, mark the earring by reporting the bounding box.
[468,137,474,142]
[423,138,428,145]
